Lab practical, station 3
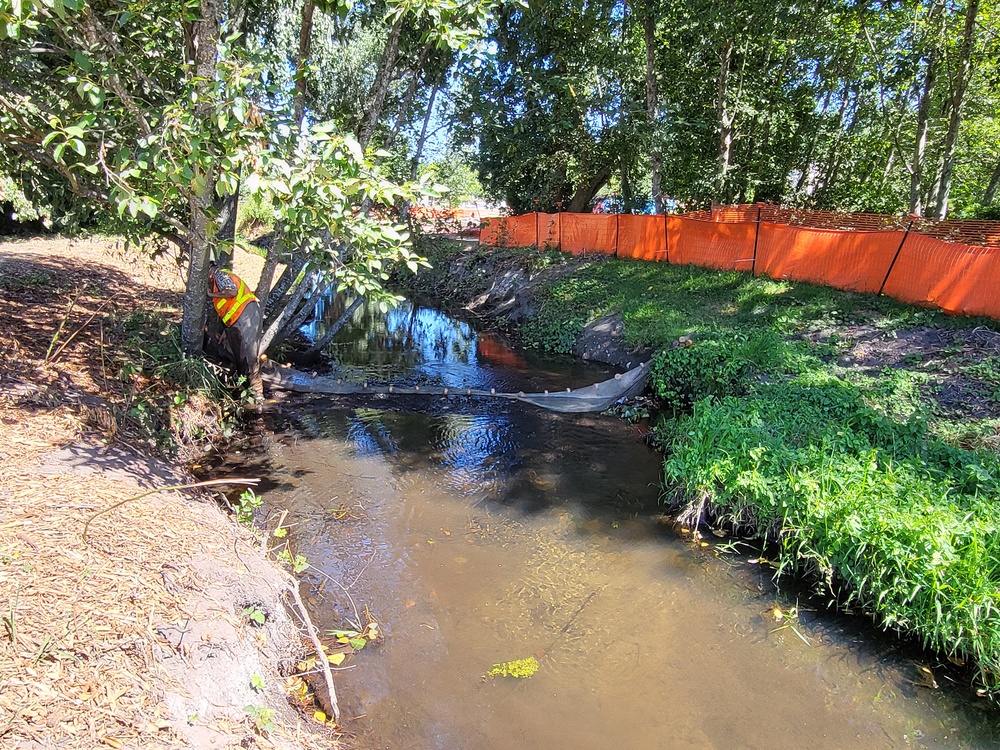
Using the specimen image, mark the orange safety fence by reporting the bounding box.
[560,213,617,255]
[618,215,667,261]
[478,208,1000,319]
[481,213,537,247]
[882,234,1000,318]
[536,213,560,250]
[755,223,905,295]
[666,216,755,271]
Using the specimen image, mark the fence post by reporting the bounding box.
[751,205,762,275]
[557,211,562,253]
[663,212,671,264]
[615,213,620,258]
[535,212,540,249]
[878,220,914,296]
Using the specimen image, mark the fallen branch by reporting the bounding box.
[44,289,81,362]
[82,477,260,544]
[285,575,341,721]
[48,292,122,364]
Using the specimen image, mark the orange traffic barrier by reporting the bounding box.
[755,223,904,294]
[882,234,1000,318]
[618,215,666,261]
[666,216,755,271]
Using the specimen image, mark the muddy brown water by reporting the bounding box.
[228,300,1000,749]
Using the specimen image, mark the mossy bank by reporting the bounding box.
[402,236,1000,697]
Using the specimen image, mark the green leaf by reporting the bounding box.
[343,135,365,164]
[73,51,91,71]
[52,142,66,163]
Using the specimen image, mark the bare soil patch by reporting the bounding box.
[0,237,339,749]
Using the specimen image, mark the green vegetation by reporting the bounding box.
[110,310,252,457]
[485,657,539,679]
[457,0,999,218]
[409,240,1000,694]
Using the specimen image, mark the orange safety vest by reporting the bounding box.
[212,272,258,326]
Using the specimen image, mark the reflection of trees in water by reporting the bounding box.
[309,298,481,379]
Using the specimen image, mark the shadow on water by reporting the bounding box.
[215,298,1000,750]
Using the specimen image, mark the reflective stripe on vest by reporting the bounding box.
[213,273,257,325]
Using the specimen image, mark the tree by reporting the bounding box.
[0,0,433,358]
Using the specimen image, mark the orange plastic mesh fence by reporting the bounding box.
[560,213,618,255]
[480,214,538,247]
[705,204,909,232]
[755,223,904,294]
[479,217,502,246]
[618,215,667,261]
[536,213,560,249]
[882,234,1000,318]
[666,216,755,271]
[481,210,1000,320]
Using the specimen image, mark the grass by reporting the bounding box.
[407,238,1000,695]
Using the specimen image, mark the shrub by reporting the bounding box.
[653,370,1000,691]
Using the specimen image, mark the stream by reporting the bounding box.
[224,298,1000,749]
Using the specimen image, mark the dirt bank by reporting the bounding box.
[0,237,339,749]
[398,240,650,367]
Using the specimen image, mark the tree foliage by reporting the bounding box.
[0,0,442,355]
[456,0,1000,218]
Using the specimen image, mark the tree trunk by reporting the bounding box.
[410,84,440,181]
[983,159,1000,206]
[293,0,317,126]
[715,38,734,200]
[383,44,434,154]
[259,271,316,354]
[359,17,404,150]
[180,0,222,356]
[268,277,336,354]
[265,255,306,318]
[909,51,937,215]
[299,296,365,360]
[567,166,612,213]
[255,239,283,299]
[931,0,980,219]
[644,13,661,214]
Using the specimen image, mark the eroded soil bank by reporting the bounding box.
[0,238,338,749]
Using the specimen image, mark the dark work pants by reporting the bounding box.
[225,300,263,399]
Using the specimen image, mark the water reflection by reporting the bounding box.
[303,296,601,392]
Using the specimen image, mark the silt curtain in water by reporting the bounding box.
[262,361,652,413]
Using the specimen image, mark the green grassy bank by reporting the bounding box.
[409,238,1000,693]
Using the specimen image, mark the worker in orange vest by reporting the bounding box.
[208,262,264,401]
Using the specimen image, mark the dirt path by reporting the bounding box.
[0,237,339,749]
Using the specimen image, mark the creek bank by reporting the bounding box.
[0,237,340,749]
[396,239,650,367]
[401,236,1000,700]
